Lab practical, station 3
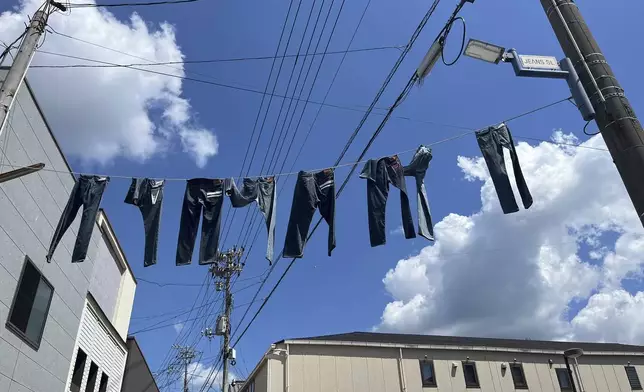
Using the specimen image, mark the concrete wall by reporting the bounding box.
[0,72,133,392]
[253,343,644,392]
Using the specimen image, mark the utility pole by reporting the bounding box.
[0,0,65,136]
[173,344,197,392]
[210,247,244,392]
[539,0,644,228]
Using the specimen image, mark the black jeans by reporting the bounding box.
[176,178,224,266]
[226,177,276,263]
[124,178,164,267]
[360,155,415,247]
[46,175,109,263]
[283,169,335,258]
[476,124,533,214]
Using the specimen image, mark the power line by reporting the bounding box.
[31,46,401,68]
[69,0,200,8]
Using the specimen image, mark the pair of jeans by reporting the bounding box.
[403,145,434,241]
[476,124,533,214]
[176,178,224,266]
[46,175,109,263]
[225,177,277,263]
[360,155,415,247]
[283,169,335,258]
[124,178,164,267]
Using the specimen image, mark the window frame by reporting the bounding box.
[98,373,109,392]
[5,256,54,350]
[509,363,529,389]
[419,360,438,387]
[626,366,643,390]
[462,361,480,388]
[85,361,99,392]
[555,368,573,391]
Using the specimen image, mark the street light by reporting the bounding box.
[463,39,506,64]
[464,38,596,121]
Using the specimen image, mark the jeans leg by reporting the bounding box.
[388,158,415,240]
[477,128,519,214]
[283,173,317,258]
[366,164,389,247]
[416,180,435,241]
[505,128,533,209]
[176,182,201,266]
[257,178,276,263]
[140,188,163,267]
[199,182,224,265]
[72,177,108,263]
[47,179,83,262]
[317,172,336,256]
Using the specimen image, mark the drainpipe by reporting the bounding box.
[398,348,407,392]
[285,344,290,392]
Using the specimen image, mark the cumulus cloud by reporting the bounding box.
[0,0,218,167]
[377,131,644,344]
[173,322,184,334]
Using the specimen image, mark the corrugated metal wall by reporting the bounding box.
[66,301,127,392]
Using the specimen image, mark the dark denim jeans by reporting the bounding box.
[124,178,164,267]
[403,145,434,241]
[226,177,277,263]
[176,178,224,266]
[360,155,415,247]
[46,175,109,263]
[283,169,335,258]
[476,124,533,214]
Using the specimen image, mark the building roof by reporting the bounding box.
[287,331,644,353]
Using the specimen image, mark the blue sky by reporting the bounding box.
[3,0,644,389]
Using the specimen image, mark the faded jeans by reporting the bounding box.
[226,177,277,264]
[476,124,533,214]
[47,175,109,263]
[403,145,434,241]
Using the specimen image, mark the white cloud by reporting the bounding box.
[173,322,184,334]
[389,225,404,236]
[377,131,644,344]
[0,0,218,167]
[187,361,236,390]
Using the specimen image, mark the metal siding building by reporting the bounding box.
[0,69,137,392]
[240,332,644,392]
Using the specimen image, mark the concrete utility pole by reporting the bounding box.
[210,247,244,392]
[539,0,644,227]
[0,5,47,136]
[173,345,197,392]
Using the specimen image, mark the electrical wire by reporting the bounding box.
[440,16,465,66]
[68,0,200,8]
[583,120,600,136]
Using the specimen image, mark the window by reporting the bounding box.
[98,373,109,392]
[242,380,255,392]
[85,362,98,392]
[6,257,54,349]
[462,361,480,388]
[626,366,643,390]
[556,368,573,391]
[70,349,87,392]
[419,360,437,387]
[510,363,528,389]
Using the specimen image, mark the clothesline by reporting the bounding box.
[0,129,607,182]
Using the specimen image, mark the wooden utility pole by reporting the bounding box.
[539,0,644,227]
[173,345,197,392]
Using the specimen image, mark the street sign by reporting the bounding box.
[518,55,561,70]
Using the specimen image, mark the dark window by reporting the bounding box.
[626,366,643,390]
[510,363,528,389]
[462,361,480,388]
[70,349,87,392]
[98,373,109,392]
[6,257,54,350]
[419,360,437,387]
[85,362,98,392]
[556,368,573,391]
